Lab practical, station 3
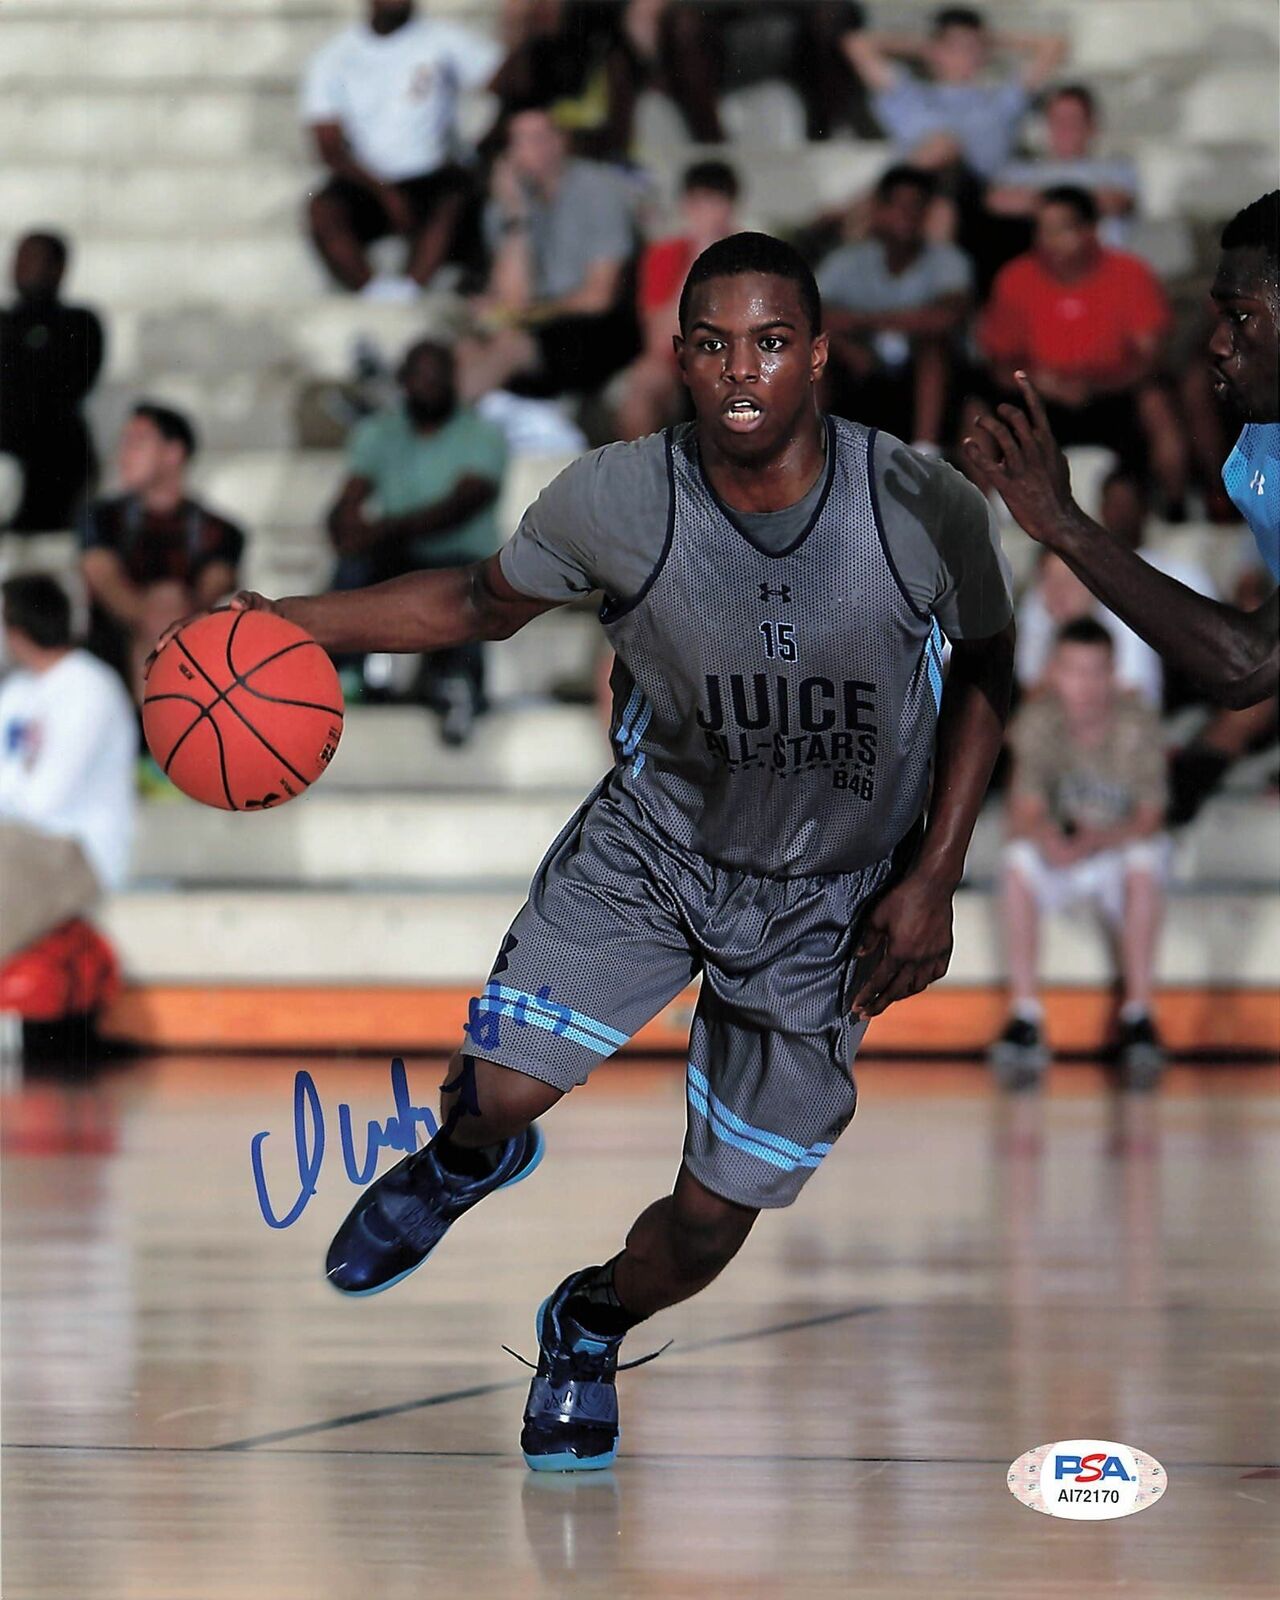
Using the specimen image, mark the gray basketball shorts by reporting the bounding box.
[458,785,908,1209]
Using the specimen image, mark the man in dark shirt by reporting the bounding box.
[81,403,245,698]
[0,233,105,533]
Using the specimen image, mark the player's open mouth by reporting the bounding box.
[721,397,764,431]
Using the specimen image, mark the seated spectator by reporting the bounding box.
[614,160,741,441]
[973,186,1190,516]
[326,340,507,745]
[80,403,245,700]
[457,106,639,402]
[986,85,1139,250]
[1015,468,1218,708]
[991,618,1170,1090]
[0,575,136,966]
[818,165,973,450]
[846,8,1065,182]
[490,0,651,162]
[0,233,104,533]
[302,0,500,299]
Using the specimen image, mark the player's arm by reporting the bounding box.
[965,373,1280,708]
[82,547,148,628]
[853,619,1016,1019]
[993,29,1068,89]
[243,556,559,653]
[843,30,922,91]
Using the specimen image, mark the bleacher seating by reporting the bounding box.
[2,0,1277,1033]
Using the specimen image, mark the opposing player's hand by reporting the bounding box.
[850,871,954,1020]
[962,371,1075,546]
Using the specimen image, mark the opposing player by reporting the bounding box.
[204,234,1016,1470]
[965,190,1279,708]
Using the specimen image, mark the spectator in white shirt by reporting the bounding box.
[302,0,501,299]
[0,575,137,964]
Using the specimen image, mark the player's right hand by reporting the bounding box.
[963,372,1076,547]
[144,593,280,679]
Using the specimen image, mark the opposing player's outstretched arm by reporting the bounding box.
[148,555,562,666]
[852,620,1015,1019]
[965,373,1280,709]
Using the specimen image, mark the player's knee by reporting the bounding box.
[307,192,345,239]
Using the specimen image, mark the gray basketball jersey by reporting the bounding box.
[601,416,943,877]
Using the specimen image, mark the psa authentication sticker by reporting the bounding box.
[1008,1440,1167,1520]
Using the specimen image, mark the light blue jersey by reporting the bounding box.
[1222,423,1280,582]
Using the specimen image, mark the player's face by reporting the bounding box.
[1208,247,1280,423]
[400,344,455,423]
[1049,641,1115,722]
[682,188,737,244]
[12,237,63,302]
[507,112,565,184]
[676,274,827,461]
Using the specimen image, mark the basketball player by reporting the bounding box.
[202,234,1016,1470]
[965,191,1279,708]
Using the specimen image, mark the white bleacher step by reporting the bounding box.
[131,793,1280,892]
[0,16,339,84]
[0,86,302,163]
[324,704,610,792]
[100,885,1280,987]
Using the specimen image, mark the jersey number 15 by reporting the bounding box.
[760,620,797,661]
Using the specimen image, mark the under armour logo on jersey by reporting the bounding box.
[1250,469,1266,496]
[759,582,792,602]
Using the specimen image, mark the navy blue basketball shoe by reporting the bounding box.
[518,1272,668,1472]
[520,1271,627,1472]
[325,1125,544,1296]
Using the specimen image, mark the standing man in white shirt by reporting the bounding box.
[0,575,137,963]
[302,0,501,300]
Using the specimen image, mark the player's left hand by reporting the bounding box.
[962,371,1075,546]
[850,871,954,1020]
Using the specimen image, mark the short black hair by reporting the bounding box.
[132,401,198,459]
[682,160,739,201]
[933,6,985,33]
[678,231,822,336]
[1049,83,1097,119]
[875,164,938,203]
[1221,190,1280,282]
[1,573,73,650]
[1041,184,1099,226]
[1056,616,1114,652]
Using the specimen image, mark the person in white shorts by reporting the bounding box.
[992,615,1169,1087]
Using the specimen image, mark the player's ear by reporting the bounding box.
[810,329,830,385]
[673,332,689,380]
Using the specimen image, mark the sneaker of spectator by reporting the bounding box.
[970,186,1191,517]
[0,574,136,967]
[325,339,507,744]
[302,0,500,296]
[614,160,741,441]
[80,403,245,701]
[457,105,640,404]
[818,165,973,451]
[993,617,1170,1086]
[0,233,104,534]
[986,85,1140,251]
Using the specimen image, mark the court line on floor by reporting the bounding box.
[209,1303,886,1452]
[4,1442,1277,1472]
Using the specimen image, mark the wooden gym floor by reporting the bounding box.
[2,1053,1278,1599]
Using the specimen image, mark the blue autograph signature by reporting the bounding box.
[250,1057,439,1229]
[250,982,568,1228]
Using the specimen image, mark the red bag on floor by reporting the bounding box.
[0,920,122,1022]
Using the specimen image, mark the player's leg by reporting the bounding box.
[306,178,380,292]
[402,169,471,289]
[325,792,698,1297]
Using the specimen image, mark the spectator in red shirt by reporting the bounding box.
[614,160,740,440]
[80,403,245,699]
[973,185,1189,513]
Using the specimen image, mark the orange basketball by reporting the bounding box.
[143,609,344,811]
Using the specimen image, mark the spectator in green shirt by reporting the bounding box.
[326,339,508,743]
